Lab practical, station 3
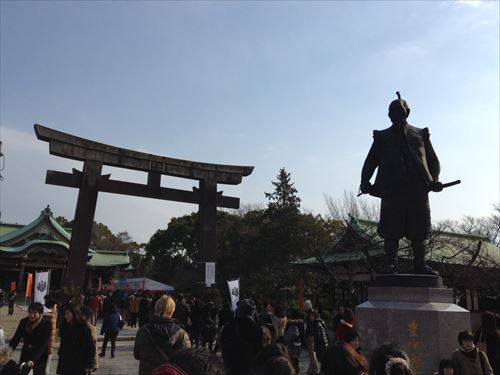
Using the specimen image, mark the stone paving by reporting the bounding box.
[1,305,312,374]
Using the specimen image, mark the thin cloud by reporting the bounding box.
[455,0,493,8]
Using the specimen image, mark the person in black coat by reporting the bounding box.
[220,299,271,375]
[6,291,16,316]
[99,302,122,358]
[138,292,151,327]
[9,302,51,375]
[474,311,499,375]
[201,302,217,351]
[56,304,95,375]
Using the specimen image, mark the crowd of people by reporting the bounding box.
[0,289,499,375]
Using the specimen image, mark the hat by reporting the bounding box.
[236,298,257,319]
[388,91,410,117]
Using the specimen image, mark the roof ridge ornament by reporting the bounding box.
[41,205,53,217]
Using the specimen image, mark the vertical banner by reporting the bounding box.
[205,262,215,287]
[25,273,34,297]
[298,277,305,311]
[10,281,16,292]
[34,271,50,303]
[227,279,240,313]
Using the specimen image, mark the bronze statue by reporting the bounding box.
[360,92,445,275]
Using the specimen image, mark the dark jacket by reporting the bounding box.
[134,317,191,375]
[101,311,121,334]
[220,316,269,375]
[9,317,52,364]
[474,329,499,374]
[361,123,440,198]
[172,301,191,328]
[56,321,96,375]
[313,319,329,362]
[0,360,19,375]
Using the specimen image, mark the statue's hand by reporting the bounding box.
[360,182,373,195]
[429,181,443,192]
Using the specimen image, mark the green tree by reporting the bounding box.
[55,216,140,253]
[265,168,301,211]
[55,216,73,228]
[144,213,200,290]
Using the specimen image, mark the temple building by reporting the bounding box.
[0,206,130,293]
[294,216,500,312]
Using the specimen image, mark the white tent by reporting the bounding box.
[112,277,174,292]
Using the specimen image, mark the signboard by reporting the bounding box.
[205,262,216,286]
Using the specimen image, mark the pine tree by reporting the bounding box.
[265,167,301,210]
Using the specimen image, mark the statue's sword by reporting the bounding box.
[441,180,461,189]
[357,179,461,197]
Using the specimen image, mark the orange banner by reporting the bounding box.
[25,273,33,297]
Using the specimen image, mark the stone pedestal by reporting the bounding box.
[356,275,470,375]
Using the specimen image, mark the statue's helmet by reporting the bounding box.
[388,91,410,118]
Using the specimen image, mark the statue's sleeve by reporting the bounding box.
[423,128,440,181]
[361,131,380,185]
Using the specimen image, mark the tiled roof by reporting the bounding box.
[0,206,129,268]
[294,216,500,268]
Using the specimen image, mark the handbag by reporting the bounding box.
[18,362,31,375]
[479,350,487,375]
[118,314,125,329]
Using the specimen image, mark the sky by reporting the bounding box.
[0,0,499,244]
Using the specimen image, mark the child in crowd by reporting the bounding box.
[0,346,18,375]
[452,330,493,375]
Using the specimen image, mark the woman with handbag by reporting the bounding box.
[99,302,122,358]
[134,295,191,375]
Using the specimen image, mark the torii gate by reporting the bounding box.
[35,124,254,289]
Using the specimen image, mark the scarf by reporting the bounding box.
[459,345,478,360]
[25,315,44,334]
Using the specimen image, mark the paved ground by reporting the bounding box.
[2,305,312,374]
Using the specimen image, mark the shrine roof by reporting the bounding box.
[0,240,69,253]
[0,206,129,268]
[0,206,71,246]
[0,223,24,237]
[88,250,130,268]
[294,216,500,268]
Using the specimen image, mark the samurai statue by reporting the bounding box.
[360,92,443,275]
